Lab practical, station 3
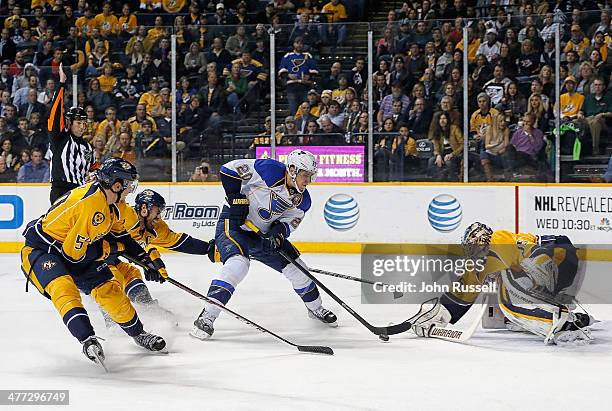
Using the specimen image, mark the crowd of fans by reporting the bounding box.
[0,1,610,182]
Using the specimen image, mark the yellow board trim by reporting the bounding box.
[5,241,612,261]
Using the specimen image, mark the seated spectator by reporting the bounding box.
[344,100,363,133]
[249,116,282,152]
[388,57,409,93]
[87,78,113,115]
[390,123,417,181]
[280,116,300,144]
[18,88,46,120]
[114,64,144,103]
[96,106,121,144]
[349,56,367,96]
[318,114,344,144]
[428,112,464,182]
[302,119,321,144]
[406,98,433,139]
[495,82,527,125]
[16,147,49,182]
[289,13,320,51]
[139,77,162,116]
[295,102,318,134]
[319,100,345,129]
[184,42,207,76]
[296,89,322,118]
[376,28,396,61]
[129,104,158,135]
[12,116,46,153]
[110,131,137,165]
[558,76,585,121]
[483,64,512,106]
[189,159,218,182]
[135,119,165,158]
[37,78,55,107]
[504,113,546,179]
[2,104,17,131]
[0,137,17,168]
[320,61,342,94]
[0,155,15,182]
[526,93,552,135]
[156,105,174,139]
[118,3,138,40]
[198,73,225,130]
[332,75,350,106]
[578,77,612,155]
[377,82,410,126]
[477,28,502,63]
[564,25,590,58]
[207,38,232,77]
[481,113,509,182]
[226,25,251,59]
[470,93,499,142]
[577,62,596,96]
[91,135,109,166]
[517,39,541,80]
[373,118,395,181]
[83,105,99,143]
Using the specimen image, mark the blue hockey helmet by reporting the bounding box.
[135,189,166,214]
[97,158,138,194]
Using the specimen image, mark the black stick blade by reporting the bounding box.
[297,345,334,355]
[385,320,413,335]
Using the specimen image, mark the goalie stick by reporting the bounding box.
[120,253,334,356]
[245,221,413,339]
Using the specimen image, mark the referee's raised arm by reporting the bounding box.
[48,63,67,139]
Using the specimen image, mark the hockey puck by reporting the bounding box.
[379,334,389,342]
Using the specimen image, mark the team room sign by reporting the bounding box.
[256,146,365,182]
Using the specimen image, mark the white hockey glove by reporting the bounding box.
[520,254,558,293]
[411,300,452,338]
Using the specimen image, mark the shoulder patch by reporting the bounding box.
[92,211,105,226]
[254,159,287,188]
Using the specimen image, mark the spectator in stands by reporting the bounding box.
[320,0,348,47]
[226,25,250,59]
[303,119,320,144]
[2,104,17,130]
[456,25,481,64]
[504,112,545,179]
[578,77,612,155]
[376,28,396,62]
[377,82,410,126]
[0,156,15,182]
[110,131,137,164]
[321,100,345,129]
[471,54,492,92]
[564,25,590,58]
[526,93,552,134]
[0,137,17,169]
[481,112,509,182]
[225,63,248,114]
[296,90,321,118]
[12,64,38,100]
[390,123,417,181]
[184,42,207,76]
[332,75,350,106]
[129,104,158,135]
[320,61,342,92]
[428,112,464,181]
[280,116,299,144]
[207,37,232,77]
[82,105,98,143]
[344,100,362,132]
[470,93,499,141]
[92,135,109,165]
[295,102,317,134]
[577,62,596,96]
[198,72,225,129]
[495,82,527,125]
[279,37,318,116]
[139,77,162,116]
[389,57,409,94]
[16,147,49,182]
[558,76,585,121]
[249,116,282,153]
[97,62,117,93]
[373,118,395,181]
[349,56,367,96]
[135,119,165,158]
[18,88,45,121]
[96,106,120,144]
[156,105,174,139]
[0,28,17,62]
[407,43,427,87]
[189,159,218,182]
[116,4,137,40]
[318,113,344,144]
[13,116,46,153]
[87,78,112,115]
[565,50,581,79]
[114,64,143,103]
[406,97,432,139]
[289,13,320,51]
[517,39,541,79]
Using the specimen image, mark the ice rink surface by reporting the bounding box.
[0,253,610,411]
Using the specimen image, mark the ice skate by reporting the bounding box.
[190,309,215,340]
[308,306,338,327]
[133,331,167,351]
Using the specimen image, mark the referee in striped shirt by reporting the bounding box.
[48,63,94,204]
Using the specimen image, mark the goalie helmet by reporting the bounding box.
[135,189,166,215]
[462,222,493,259]
[286,149,317,193]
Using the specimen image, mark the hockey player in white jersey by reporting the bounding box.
[190,150,337,339]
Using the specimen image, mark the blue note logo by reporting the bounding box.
[0,195,24,229]
[428,194,462,233]
[324,194,359,231]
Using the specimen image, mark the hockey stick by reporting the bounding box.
[245,221,413,339]
[309,268,404,299]
[119,254,333,356]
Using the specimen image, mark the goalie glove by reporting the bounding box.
[141,248,168,283]
[411,300,452,338]
[520,254,558,293]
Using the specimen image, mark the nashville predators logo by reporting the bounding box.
[42,260,56,270]
[121,161,132,170]
[92,212,105,226]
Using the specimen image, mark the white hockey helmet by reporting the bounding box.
[286,149,317,193]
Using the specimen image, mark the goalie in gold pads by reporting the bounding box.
[105,189,215,317]
[411,222,594,345]
[21,158,168,366]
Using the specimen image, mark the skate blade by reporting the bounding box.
[93,352,109,373]
[189,326,213,340]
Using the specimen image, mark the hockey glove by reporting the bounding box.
[227,193,249,223]
[98,238,125,261]
[520,254,558,293]
[262,222,288,254]
[206,239,220,263]
[141,248,168,283]
[411,300,452,337]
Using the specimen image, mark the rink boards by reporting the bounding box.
[0,183,610,259]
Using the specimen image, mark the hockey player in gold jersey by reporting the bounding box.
[106,189,214,313]
[21,158,168,366]
[411,222,593,345]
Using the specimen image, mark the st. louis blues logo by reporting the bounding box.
[258,192,294,221]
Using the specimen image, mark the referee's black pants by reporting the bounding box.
[50,182,79,204]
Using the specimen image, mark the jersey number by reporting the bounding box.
[75,234,89,250]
